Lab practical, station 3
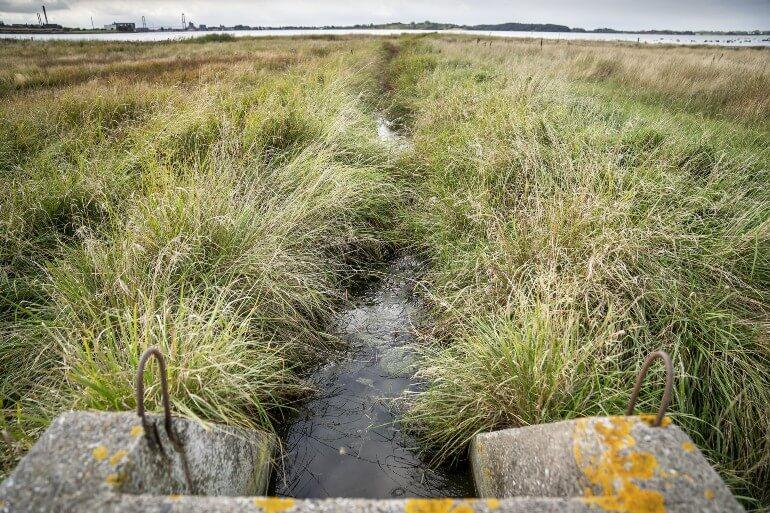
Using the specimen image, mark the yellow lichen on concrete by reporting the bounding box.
[639,415,672,428]
[105,473,121,486]
[680,442,694,453]
[130,425,144,437]
[169,494,182,501]
[253,497,296,513]
[92,445,109,462]
[449,501,474,513]
[108,449,128,466]
[486,498,501,510]
[573,417,666,513]
[405,499,454,513]
[404,499,473,513]
[704,489,715,500]
[404,499,475,513]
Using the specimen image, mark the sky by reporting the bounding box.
[0,0,768,31]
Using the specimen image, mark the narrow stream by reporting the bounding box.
[272,257,474,498]
[379,116,412,148]
[271,117,473,498]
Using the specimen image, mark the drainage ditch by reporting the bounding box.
[271,256,473,498]
[270,116,473,498]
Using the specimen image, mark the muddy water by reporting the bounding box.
[272,257,474,498]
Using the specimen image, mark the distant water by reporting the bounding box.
[1,28,768,47]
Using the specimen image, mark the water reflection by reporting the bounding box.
[272,257,474,498]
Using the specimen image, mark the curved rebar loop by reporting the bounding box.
[626,350,674,427]
[135,347,194,493]
[136,347,174,449]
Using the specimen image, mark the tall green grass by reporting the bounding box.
[388,38,770,507]
[1,38,398,476]
[186,33,238,44]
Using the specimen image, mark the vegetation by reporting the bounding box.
[185,33,238,43]
[0,36,398,475]
[1,34,768,508]
[386,37,770,507]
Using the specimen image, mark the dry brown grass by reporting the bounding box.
[0,36,371,96]
[434,36,770,124]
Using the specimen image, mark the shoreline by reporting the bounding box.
[1,29,767,48]
[2,27,768,36]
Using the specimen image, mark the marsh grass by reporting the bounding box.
[1,37,399,476]
[1,34,769,508]
[387,38,770,507]
[434,36,770,125]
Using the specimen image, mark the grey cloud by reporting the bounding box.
[0,0,69,13]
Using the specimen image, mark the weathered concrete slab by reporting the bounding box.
[1,412,747,513]
[470,415,744,513]
[2,494,613,513]
[0,411,275,513]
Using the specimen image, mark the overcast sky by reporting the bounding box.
[1,0,768,31]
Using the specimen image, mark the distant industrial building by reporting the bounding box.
[104,22,135,32]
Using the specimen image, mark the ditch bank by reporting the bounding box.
[0,106,747,512]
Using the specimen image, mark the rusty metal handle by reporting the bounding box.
[136,347,177,446]
[626,350,674,427]
[135,347,194,493]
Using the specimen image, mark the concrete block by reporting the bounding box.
[32,495,606,513]
[0,411,276,513]
[470,415,744,513]
[1,412,747,513]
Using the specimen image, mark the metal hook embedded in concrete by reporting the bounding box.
[136,347,173,450]
[135,347,195,493]
[626,350,674,427]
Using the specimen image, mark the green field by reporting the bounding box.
[1,35,768,507]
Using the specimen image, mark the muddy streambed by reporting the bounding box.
[271,257,474,498]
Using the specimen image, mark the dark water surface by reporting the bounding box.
[271,257,474,498]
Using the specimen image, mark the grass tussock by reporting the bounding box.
[386,38,770,507]
[1,37,399,476]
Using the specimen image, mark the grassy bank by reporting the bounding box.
[385,37,770,507]
[0,36,399,475]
